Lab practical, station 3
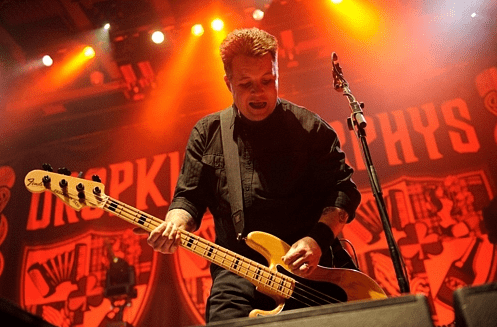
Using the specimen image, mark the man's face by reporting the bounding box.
[224,53,278,121]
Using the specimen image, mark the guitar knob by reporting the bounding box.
[58,167,71,176]
[42,175,51,186]
[93,186,101,195]
[92,175,101,182]
[42,163,53,172]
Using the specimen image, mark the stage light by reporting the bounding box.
[191,24,204,36]
[42,55,53,67]
[330,0,381,41]
[84,46,95,58]
[253,9,264,21]
[331,0,343,3]
[151,31,165,44]
[211,19,224,31]
[104,23,111,30]
[471,12,477,18]
[90,70,105,85]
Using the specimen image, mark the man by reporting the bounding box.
[143,27,361,322]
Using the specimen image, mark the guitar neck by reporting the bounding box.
[101,195,293,298]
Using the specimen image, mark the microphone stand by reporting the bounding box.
[331,53,410,294]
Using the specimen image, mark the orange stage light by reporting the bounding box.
[151,31,165,44]
[191,24,204,36]
[329,0,383,41]
[42,55,53,67]
[252,9,265,21]
[36,46,96,94]
[139,34,202,134]
[211,19,224,31]
[83,46,96,58]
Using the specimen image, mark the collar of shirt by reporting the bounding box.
[232,98,283,130]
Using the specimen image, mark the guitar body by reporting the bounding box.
[245,231,387,317]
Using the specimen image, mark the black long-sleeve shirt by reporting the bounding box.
[169,99,361,264]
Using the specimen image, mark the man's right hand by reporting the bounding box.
[133,209,196,254]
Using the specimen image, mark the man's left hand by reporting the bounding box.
[281,236,322,277]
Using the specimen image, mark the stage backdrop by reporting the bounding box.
[1,4,497,327]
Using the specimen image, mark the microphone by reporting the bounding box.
[331,52,345,91]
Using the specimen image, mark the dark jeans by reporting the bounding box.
[205,269,276,323]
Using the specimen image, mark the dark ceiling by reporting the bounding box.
[0,0,196,60]
[1,0,496,72]
[0,0,271,63]
[0,0,274,110]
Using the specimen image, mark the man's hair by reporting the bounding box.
[220,27,278,79]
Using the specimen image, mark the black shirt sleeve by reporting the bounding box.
[168,118,210,229]
[309,116,361,222]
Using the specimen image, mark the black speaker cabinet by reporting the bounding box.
[198,294,434,327]
[453,282,497,327]
[0,297,56,327]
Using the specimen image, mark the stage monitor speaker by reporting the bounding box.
[198,294,434,327]
[0,297,56,327]
[453,282,497,327]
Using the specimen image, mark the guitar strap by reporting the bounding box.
[220,106,245,241]
[220,106,360,270]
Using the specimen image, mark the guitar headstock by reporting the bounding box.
[25,169,107,211]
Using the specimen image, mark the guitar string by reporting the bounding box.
[98,194,323,306]
[176,230,346,307]
[96,193,305,302]
[94,190,345,306]
[105,195,347,307]
[172,228,343,307]
[55,186,345,307]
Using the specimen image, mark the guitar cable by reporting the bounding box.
[337,239,458,327]
[337,238,360,270]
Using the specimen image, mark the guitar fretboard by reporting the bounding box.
[101,195,294,299]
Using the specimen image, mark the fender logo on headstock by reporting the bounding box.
[25,178,43,187]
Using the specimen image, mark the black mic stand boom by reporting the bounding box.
[331,52,410,294]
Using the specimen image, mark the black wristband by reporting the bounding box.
[307,222,335,255]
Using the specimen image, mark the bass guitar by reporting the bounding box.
[24,169,387,317]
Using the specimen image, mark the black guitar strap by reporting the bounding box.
[220,106,360,268]
[220,107,245,241]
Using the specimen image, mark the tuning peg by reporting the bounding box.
[42,175,51,186]
[92,175,102,182]
[42,163,53,172]
[59,179,68,189]
[76,183,84,192]
[58,167,71,176]
[76,183,85,199]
